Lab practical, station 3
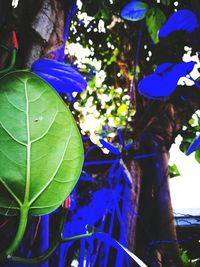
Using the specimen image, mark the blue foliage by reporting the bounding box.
[99,128,133,156]
[117,128,124,146]
[154,63,173,74]
[186,135,200,155]
[120,0,148,22]
[100,139,121,155]
[80,171,93,181]
[59,155,136,267]
[63,185,122,237]
[138,61,195,100]
[31,59,87,95]
[158,10,199,38]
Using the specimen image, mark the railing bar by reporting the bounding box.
[80,238,86,267]
[85,237,94,267]
[91,215,107,267]
[103,208,116,267]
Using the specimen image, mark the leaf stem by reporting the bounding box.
[61,232,93,242]
[10,223,148,266]
[10,207,66,265]
[6,206,29,257]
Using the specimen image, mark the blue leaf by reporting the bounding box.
[121,1,149,22]
[117,128,124,145]
[100,139,120,155]
[123,142,133,151]
[154,63,173,74]
[158,10,199,39]
[80,171,93,181]
[31,59,87,95]
[173,61,195,77]
[92,233,148,267]
[186,135,200,155]
[138,61,195,100]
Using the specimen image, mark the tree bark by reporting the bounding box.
[135,134,182,266]
[134,87,200,266]
[0,0,76,68]
[125,159,142,252]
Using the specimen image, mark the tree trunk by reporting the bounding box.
[135,134,182,266]
[125,159,142,252]
[134,87,200,266]
[0,0,76,68]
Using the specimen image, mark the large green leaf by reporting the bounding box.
[0,71,83,216]
[146,7,166,43]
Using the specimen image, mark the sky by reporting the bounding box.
[169,137,200,216]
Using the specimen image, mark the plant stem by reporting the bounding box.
[11,230,147,266]
[10,207,67,265]
[6,206,29,257]
[0,49,17,74]
[61,232,93,242]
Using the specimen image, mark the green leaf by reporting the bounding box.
[160,0,171,6]
[169,164,180,178]
[117,104,127,116]
[146,7,166,43]
[180,130,196,154]
[195,149,200,163]
[181,250,189,264]
[188,117,195,126]
[0,71,83,216]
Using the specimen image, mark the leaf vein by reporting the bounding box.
[30,202,61,210]
[5,92,25,112]
[31,111,58,143]
[29,89,48,103]
[0,177,22,206]
[54,178,74,184]
[0,205,19,210]
[30,118,73,205]
[0,148,26,167]
[0,123,27,146]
